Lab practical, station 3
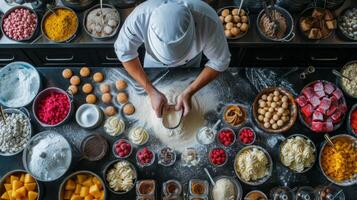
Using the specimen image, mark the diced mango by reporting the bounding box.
[70,195,81,200]
[82,179,92,187]
[10,189,16,199]
[79,186,89,198]
[19,174,25,183]
[11,180,23,191]
[4,184,12,191]
[24,183,36,192]
[91,177,102,190]
[15,187,26,198]
[99,190,104,200]
[28,191,38,200]
[9,176,18,185]
[6,190,12,200]
[63,190,73,200]
[1,192,9,200]
[64,179,76,191]
[74,184,81,195]
[76,175,87,184]
[89,185,100,198]
[84,195,93,200]
[24,174,34,184]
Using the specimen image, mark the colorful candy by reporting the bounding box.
[35,92,70,125]
[239,127,255,145]
[218,129,235,146]
[2,8,37,41]
[209,148,227,166]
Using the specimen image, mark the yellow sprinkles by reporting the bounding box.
[44,8,77,42]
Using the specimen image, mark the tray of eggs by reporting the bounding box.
[217,6,250,39]
[253,87,297,133]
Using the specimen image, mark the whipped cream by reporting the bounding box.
[235,148,269,182]
[104,117,125,136]
[129,127,149,145]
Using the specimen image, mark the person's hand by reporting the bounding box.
[176,90,193,116]
[148,87,167,118]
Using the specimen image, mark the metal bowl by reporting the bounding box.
[75,104,103,129]
[208,147,228,167]
[32,87,74,127]
[41,6,79,43]
[112,139,133,159]
[319,134,357,186]
[216,127,236,147]
[0,61,41,108]
[0,108,32,156]
[279,134,317,173]
[234,145,273,186]
[0,170,42,200]
[337,7,357,41]
[298,7,334,40]
[347,103,357,137]
[216,6,250,40]
[83,4,121,40]
[1,6,39,42]
[58,170,107,200]
[298,80,347,133]
[336,60,357,99]
[257,5,295,42]
[103,159,137,195]
[252,87,297,133]
[210,176,243,200]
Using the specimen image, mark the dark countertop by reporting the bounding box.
[0,66,356,200]
[0,0,357,48]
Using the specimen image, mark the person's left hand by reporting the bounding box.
[175,90,193,116]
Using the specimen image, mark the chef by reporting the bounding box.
[115,0,231,117]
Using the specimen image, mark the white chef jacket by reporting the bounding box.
[114,0,231,72]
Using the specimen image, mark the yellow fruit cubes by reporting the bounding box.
[61,173,104,200]
[1,172,38,200]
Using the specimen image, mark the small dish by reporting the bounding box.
[112,139,133,159]
[208,148,228,167]
[162,180,182,197]
[189,179,209,196]
[222,104,246,128]
[158,147,176,167]
[217,128,236,147]
[136,147,155,167]
[136,180,156,196]
[245,190,268,200]
[238,127,256,145]
[75,104,103,129]
[210,176,243,200]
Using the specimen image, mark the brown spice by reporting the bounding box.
[191,182,205,195]
[139,181,154,195]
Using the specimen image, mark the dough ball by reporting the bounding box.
[70,76,81,86]
[265,112,272,119]
[272,124,278,129]
[224,29,232,37]
[264,122,270,128]
[103,25,113,35]
[240,23,248,32]
[100,83,110,93]
[93,72,104,83]
[80,67,91,77]
[82,83,93,94]
[86,94,97,104]
[241,15,248,23]
[267,95,273,102]
[271,102,277,108]
[117,92,128,104]
[282,102,289,109]
[225,22,234,30]
[282,96,288,102]
[104,106,117,116]
[219,16,224,22]
[116,80,128,90]
[231,27,240,36]
[221,9,230,17]
[123,103,135,115]
[232,9,239,16]
[237,22,242,28]
[62,68,73,79]
[277,120,284,127]
[278,107,285,114]
[224,15,233,23]
[68,85,78,95]
[108,19,118,27]
[258,115,264,121]
[273,96,280,102]
[263,117,269,123]
[101,93,112,104]
[239,9,246,16]
[261,94,267,100]
[274,90,280,96]
[273,114,279,121]
[233,15,240,23]
[259,101,266,108]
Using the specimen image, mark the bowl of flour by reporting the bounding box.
[0,62,41,108]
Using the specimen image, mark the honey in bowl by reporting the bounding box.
[223,105,246,126]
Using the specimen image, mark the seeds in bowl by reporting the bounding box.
[62,173,105,200]
[219,8,249,38]
[1,172,38,200]
[256,90,291,130]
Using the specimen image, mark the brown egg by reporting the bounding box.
[80,66,91,77]
[82,83,93,94]
[93,72,104,83]
[230,27,240,36]
[62,68,73,79]
[104,106,117,116]
[224,15,233,23]
[68,85,78,95]
[117,92,129,104]
[240,23,248,32]
[70,76,80,86]
[221,9,230,17]
[100,83,110,93]
[86,94,97,104]
[123,103,135,115]
[116,80,128,91]
[102,93,112,104]
[224,29,232,37]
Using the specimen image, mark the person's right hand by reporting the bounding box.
[148,87,167,118]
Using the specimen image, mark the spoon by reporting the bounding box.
[324,134,335,149]
[270,0,280,35]
[204,168,215,186]
[332,69,352,82]
[100,0,104,24]
[0,106,6,125]
[212,119,221,131]
[237,0,244,18]
[46,4,57,16]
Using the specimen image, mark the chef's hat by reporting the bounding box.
[148,1,195,65]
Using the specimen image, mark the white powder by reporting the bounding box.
[129,78,219,152]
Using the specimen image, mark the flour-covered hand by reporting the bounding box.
[176,90,193,116]
[148,87,167,118]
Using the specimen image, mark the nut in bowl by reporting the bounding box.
[0,170,40,200]
[253,87,297,133]
[59,171,106,200]
[234,145,273,186]
[319,134,357,186]
[223,104,246,127]
[218,7,249,39]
